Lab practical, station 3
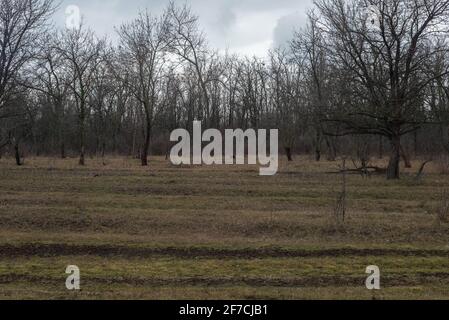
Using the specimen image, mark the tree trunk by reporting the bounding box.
[79,145,85,166]
[315,130,322,162]
[79,116,85,166]
[141,122,151,167]
[131,124,137,157]
[58,101,65,159]
[387,135,401,180]
[413,130,418,157]
[165,140,173,161]
[61,142,66,159]
[14,141,22,166]
[102,142,106,166]
[285,147,293,162]
[325,137,336,161]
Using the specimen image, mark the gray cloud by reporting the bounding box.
[273,11,308,50]
[55,0,314,56]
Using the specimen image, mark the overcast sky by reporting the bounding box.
[54,0,314,57]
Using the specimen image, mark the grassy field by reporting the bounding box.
[1,156,449,299]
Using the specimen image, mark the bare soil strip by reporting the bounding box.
[1,244,448,259]
[1,274,448,287]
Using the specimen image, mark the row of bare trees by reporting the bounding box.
[2,0,449,179]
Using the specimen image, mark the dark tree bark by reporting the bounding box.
[414,130,418,157]
[285,147,293,162]
[140,120,151,166]
[325,136,336,161]
[315,130,322,162]
[78,110,86,166]
[61,142,66,159]
[387,135,401,180]
[59,109,66,159]
[14,141,22,166]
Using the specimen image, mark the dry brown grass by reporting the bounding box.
[1,155,449,299]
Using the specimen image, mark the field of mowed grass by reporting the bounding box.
[1,155,449,299]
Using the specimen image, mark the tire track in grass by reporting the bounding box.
[1,243,449,259]
[1,274,449,287]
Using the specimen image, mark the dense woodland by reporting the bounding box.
[2,0,449,179]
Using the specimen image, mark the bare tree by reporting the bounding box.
[56,25,105,165]
[315,0,449,179]
[269,48,303,161]
[115,10,170,166]
[291,12,333,161]
[24,34,71,158]
[166,2,211,125]
[0,0,56,149]
[3,0,449,170]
